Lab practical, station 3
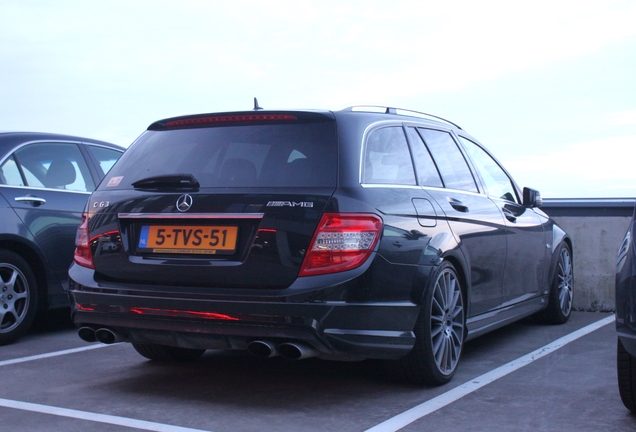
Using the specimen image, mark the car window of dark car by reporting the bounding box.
[363,126,416,185]
[86,145,123,176]
[417,128,478,193]
[0,155,23,185]
[11,143,95,192]
[102,122,338,189]
[405,127,444,188]
[459,136,519,203]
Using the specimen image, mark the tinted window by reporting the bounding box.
[417,129,477,193]
[0,156,22,185]
[6,143,95,192]
[459,137,518,203]
[405,127,443,187]
[102,122,337,189]
[87,145,123,176]
[363,126,416,185]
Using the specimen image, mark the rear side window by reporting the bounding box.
[417,129,478,193]
[0,156,21,185]
[86,145,123,176]
[405,127,443,187]
[2,142,95,192]
[363,126,416,185]
[102,122,337,189]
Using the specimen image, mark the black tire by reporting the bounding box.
[539,243,573,324]
[0,250,39,346]
[618,338,636,412]
[393,261,465,385]
[132,342,206,361]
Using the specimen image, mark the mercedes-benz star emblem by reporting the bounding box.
[176,194,193,212]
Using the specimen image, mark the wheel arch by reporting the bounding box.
[0,237,50,310]
[433,251,470,319]
[547,234,573,292]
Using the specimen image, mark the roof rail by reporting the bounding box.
[341,105,462,130]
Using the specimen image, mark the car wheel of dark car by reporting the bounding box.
[0,249,38,345]
[617,338,636,412]
[539,243,573,324]
[132,342,206,361]
[396,261,465,386]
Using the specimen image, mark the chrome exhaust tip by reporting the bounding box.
[247,340,278,358]
[94,328,124,344]
[77,326,97,343]
[277,342,317,360]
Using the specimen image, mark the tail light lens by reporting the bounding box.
[299,213,382,276]
[74,212,94,269]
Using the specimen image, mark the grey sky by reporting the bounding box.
[1,0,635,198]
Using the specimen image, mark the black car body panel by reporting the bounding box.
[67,107,572,382]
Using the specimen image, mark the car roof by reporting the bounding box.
[0,132,124,155]
[144,105,462,133]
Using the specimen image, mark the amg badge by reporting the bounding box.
[267,201,313,208]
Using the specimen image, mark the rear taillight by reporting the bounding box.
[74,212,94,269]
[299,213,382,276]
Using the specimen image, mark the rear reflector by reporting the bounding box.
[129,307,240,321]
[73,212,94,269]
[299,213,382,276]
[165,114,297,127]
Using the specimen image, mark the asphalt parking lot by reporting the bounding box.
[1,311,634,432]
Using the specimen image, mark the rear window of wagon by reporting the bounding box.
[100,122,338,189]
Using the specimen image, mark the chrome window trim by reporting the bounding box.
[0,139,88,166]
[0,183,91,194]
[360,183,422,190]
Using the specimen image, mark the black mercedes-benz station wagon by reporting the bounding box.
[68,105,573,385]
[0,132,123,345]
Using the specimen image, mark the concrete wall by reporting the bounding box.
[542,199,635,312]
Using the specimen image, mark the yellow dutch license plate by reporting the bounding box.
[138,225,238,254]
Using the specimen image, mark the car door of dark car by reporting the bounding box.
[359,125,443,302]
[457,136,548,306]
[0,142,96,298]
[407,127,507,316]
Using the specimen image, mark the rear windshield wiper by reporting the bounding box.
[131,174,200,191]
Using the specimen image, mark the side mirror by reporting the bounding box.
[523,187,542,208]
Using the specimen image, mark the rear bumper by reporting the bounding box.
[68,264,419,360]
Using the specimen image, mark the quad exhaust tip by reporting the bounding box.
[78,327,124,344]
[247,340,278,358]
[247,340,318,360]
[277,342,317,360]
[78,326,97,343]
[94,328,124,344]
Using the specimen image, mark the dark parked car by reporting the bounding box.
[0,132,124,345]
[616,205,636,411]
[68,105,572,385]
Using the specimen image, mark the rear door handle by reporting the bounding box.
[448,198,469,213]
[15,196,47,206]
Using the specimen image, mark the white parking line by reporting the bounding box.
[0,343,112,367]
[1,344,212,431]
[0,316,615,432]
[365,315,616,432]
[0,398,212,432]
